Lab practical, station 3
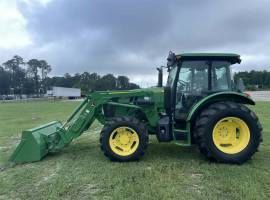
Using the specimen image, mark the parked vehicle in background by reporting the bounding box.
[47,86,81,99]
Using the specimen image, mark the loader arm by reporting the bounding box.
[55,90,150,149]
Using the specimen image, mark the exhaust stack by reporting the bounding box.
[157,66,164,87]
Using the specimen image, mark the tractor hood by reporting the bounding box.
[88,87,165,109]
[136,87,165,108]
[91,87,164,96]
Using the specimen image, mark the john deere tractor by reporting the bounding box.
[10,52,262,164]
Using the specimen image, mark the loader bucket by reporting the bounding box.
[9,121,62,163]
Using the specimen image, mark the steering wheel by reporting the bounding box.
[178,79,188,85]
[177,79,189,91]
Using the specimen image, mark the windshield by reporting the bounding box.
[179,61,209,93]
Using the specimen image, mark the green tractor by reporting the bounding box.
[10,52,262,164]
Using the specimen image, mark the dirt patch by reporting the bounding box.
[0,165,6,172]
[190,172,203,178]
[189,172,204,194]
[0,146,9,152]
[79,184,100,195]
[0,194,8,200]
[35,164,61,187]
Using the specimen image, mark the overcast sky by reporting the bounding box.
[0,0,270,87]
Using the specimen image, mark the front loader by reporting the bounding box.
[10,52,262,164]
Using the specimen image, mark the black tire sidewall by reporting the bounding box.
[204,107,260,162]
[101,118,148,161]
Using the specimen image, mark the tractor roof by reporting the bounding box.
[176,53,241,64]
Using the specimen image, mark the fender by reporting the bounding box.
[187,92,255,122]
[105,101,159,127]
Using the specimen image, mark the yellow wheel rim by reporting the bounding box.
[109,126,139,156]
[212,117,250,154]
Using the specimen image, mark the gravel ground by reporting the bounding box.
[247,91,270,101]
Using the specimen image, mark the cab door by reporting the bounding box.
[174,61,209,129]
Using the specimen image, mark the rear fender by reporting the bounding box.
[187,92,255,122]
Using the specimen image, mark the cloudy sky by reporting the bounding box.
[0,0,270,87]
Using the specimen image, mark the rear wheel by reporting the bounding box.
[100,117,148,161]
[194,101,262,164]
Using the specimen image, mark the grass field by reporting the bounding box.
[0,101,270,200]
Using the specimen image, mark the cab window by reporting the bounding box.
[177,61,209,94]
[211,61,231,91]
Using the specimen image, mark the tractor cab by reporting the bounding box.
[166,52,241,124]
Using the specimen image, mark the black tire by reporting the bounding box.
[194,101,262,164]
[100,116,148,161]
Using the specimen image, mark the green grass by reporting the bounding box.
[0,101,270,200]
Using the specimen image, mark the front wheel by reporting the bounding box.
[100,117,148,161]
[194,101,262,164]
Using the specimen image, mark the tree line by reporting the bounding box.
[1,55,269,96]
[0,55,51,96]
[0,55,139,97]
[234,70,270,90]
[47,73,140,95]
